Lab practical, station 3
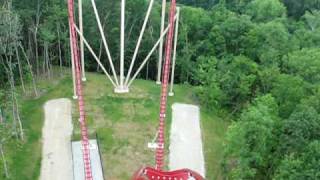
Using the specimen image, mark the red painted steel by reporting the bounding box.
[155,0,177,170]
[132,167,204,180]
[133,1,204,179]
[67,0,93,179]
[68,0,203,178]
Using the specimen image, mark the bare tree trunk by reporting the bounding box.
[42,44,46,76]
[15,45,26,93]
[0,144,9,178]
[19,43,39,97]
[2,56,18,139]
[126,17,138,43]
[57,23,63,76]
[13,93,24,141]
[0,108,3,123]
[33,0,42,76]
[96,14,110,72]
[146,61,149,80]
[28,31,34,68]
[34,31,39,75]
[146,26,155,80]
[6,56,24,140]
[44,42,51,79]
[96,39,103,72]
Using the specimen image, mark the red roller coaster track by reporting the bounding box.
[68,0,204,179]
[68,0,93,179]
[133,0,204,179]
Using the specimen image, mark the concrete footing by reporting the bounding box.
[114,86,129,93]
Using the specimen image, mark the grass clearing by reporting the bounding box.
[2,70,229,180]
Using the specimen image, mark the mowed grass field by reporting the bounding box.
[1,70,229,180]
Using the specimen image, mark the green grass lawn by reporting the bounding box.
[1,70,229,180]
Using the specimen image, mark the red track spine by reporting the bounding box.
[67,0,93,179]
[156,0,177,170]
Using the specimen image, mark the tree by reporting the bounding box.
[257,66,281,93]
[278,105,320,155]
[271,74,306,118]
[0,3,24,140]
[177,0,218,9]
[177,6,212,82]
[282,0,320,18]
[226,0,254,13]
[208,6,254,57]
[195,56,223,110]
[283,48,320,84]
[218,14,253,55]
[224,95,279,179]
[291,23,320,49]
[303,10,320,31]
[245,21,290,66]
[0,122,11,178]
[274,141,320,179]
[246,0,286,22]
[218,55,258,111]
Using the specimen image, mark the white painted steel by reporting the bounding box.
[157,0,167,84]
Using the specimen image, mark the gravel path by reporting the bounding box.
[169,103,205,177]
[40,98,73,180]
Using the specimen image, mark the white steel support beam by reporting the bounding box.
[169,7,180,96]
[74,25,117,87]
[69,26,78,99]
[156,0,166,84]
[90,0,119,86]
[117,0,127,93]
[125,0,155,86]
[79,0,86,81]
[128,14,177,87]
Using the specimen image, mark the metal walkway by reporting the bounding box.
[72,140,104,180]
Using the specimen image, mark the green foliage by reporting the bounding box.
[274,141,320,179]
[282,0,320,18]
[177,0,217,9]
[224,95,279,179]
[257,66,280,93]
[0,8,21,55]
[291,25,320,49]
[284,48,320,83]
[303,10,320,31]
[195,56,223,110]
[245,0,286,22]
[279,105,320,155]
[2,0,320,179]
[226,0,253,13]
[245,20,290,65]
[218,56,258,109]
[271,74,306,118]
[208,7,253,57]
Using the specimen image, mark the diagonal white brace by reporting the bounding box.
[74,25,117,87]
[127,14,178,87]
[125,0,155,86]
[90,0,119,86]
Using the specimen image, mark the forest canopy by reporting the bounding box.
[1,0,320,179]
